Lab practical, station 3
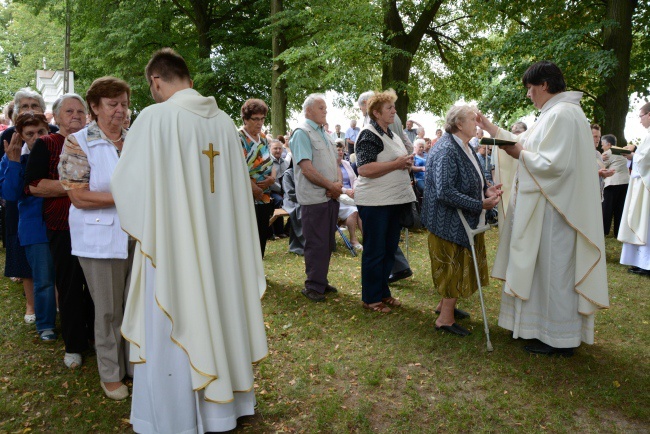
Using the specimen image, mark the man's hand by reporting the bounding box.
[502,142,523,159]
[326,181,343,200]
[475,112,499,137]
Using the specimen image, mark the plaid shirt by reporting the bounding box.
[24,133,72,231]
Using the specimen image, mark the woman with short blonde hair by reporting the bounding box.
[354,89,415,313]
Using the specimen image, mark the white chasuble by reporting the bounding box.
[618,129,650,246]
[491,92,609,346]
[619,129,650,269]
[111,88,268,412]
[491,140,519,228]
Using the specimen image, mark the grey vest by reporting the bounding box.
[293,121,338,205]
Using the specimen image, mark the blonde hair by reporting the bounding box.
[444,105,476,134]
[367,89,397,122]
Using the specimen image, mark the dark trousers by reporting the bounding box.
[270,193,285,236]
[47,229,94,353]
[602,184,628,236]
[302,200,339,293]
[358,205,402,304]
[392,246,410,274]
[254,202,275,258]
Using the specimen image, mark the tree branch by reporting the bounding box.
[406,0,444,53]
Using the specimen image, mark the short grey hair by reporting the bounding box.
[302,93,326,115]
[511,121,527,134]
[13,88,46,121]
[444,105,476,134]
[357,91,375,108]
[52,93,88,117]
[413,138,426,148]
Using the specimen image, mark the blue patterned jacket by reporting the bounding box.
[422,132,487,249]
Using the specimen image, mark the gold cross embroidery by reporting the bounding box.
[202,143,220,193]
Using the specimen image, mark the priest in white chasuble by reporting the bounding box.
[618,102,650,275]
[111,48,268,433]
[478,61,609,357]
[491,122,526,228]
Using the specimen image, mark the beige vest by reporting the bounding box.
[354,123,416,206]
[293,121,339,205]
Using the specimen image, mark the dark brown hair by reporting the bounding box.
[522,61,566,94]
[241,99,268,121]
[86,76,131,121]
[145,48,191,83]
[15,111,48,135]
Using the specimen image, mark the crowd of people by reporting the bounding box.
[1,55,648,432]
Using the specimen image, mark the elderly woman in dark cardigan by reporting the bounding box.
[422,105,501,336]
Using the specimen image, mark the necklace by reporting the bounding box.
[105,136,123,145]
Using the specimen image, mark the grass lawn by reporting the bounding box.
[0,229,648,433]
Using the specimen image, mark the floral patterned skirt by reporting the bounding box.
[427,232,488,299]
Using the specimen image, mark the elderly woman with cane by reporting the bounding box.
[422,105,501,336]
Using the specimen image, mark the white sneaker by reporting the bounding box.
[24,314,36,324]
[64,353,82,369]
[100,382,129,400]
[353,243,363,251]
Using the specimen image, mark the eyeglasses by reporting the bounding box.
[249,116,266,123]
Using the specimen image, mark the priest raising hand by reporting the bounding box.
[488,61,609,357]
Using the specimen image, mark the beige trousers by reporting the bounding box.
[78,240,135,382]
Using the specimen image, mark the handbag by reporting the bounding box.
[398,201,420,229]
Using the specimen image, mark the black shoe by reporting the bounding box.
[324,285,338,295]
[388,268,413,283]
[434,308,470,320]
[435,323,471,337]
[631,267,650,276]
[524,342,575,357]
[627,266,640,273]
[301,288,325,302]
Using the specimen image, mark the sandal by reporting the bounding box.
[363,302,391,313]
[381,297,402,307]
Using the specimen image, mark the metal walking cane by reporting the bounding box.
[337,226,357,257]
[456,209,494,352]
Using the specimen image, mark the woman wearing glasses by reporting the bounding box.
[239,99,275,257]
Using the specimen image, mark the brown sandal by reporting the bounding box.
[381,297,402,307]
[363,302,391,313]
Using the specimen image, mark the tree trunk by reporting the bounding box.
[380,0,443,122]
[271,0,287,136]
[600,0,638,147]
[381,1,412,122]
[381,53,412,123]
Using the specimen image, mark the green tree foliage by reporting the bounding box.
[0,1,65,104]
[269,0,482,121]
[5,0,271,119]
[472,0,649,144]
